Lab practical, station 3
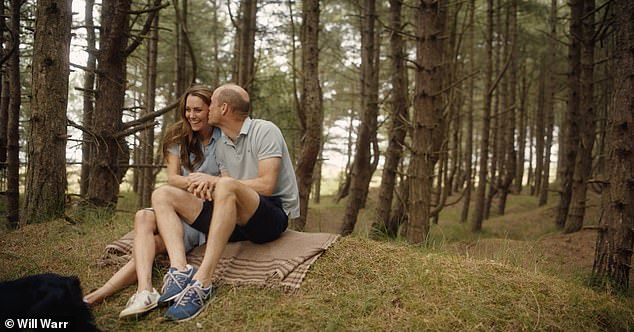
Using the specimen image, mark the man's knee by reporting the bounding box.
[134,209,156,233]
[213,178,239,202]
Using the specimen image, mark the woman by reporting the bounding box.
[83,85,220,319]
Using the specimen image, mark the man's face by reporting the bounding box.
[208,91,223,126]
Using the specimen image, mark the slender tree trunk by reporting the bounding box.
[471,0,494,232]
[460,0,475,223]
[373,0,408,237]
[526,110,534,194]
[497,0,517,215]
[514,57,529,194]
[341,0,379,236]
[591,0,634,292]
[293,0,321,231]
[138,3,159,209]
[565,0,595,233]
[0,0,7,186]
[6,0,21,228]
[237,0,257,92]
[539,88,554,206]
[211,0,220,87]
[556,0,583,228]
[334,107,355,203]
[80,0,97,197]
[485,4,502,219]
[174,0,187,100]
[22,0,73,225]
[407,0,444,243]
[539,0,558,207]
[534,63,545,196]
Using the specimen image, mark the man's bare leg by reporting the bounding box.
[192,178,260,288]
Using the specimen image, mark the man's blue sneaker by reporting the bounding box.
[164,280,216,322]
[158,264,196,304]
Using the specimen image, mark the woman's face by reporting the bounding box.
[185,95,210,132]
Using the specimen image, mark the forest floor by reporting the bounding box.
[305,187,613,283]
[1,188,633,331]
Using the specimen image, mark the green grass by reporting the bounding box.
[1,189,633,331]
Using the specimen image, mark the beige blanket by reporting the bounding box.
[99,230,339,289]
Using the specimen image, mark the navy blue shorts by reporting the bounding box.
[190,196,288,244]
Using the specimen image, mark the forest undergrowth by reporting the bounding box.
[1,189,633,331]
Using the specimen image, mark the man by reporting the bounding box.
[154,83,300,322]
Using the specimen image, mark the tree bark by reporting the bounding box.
[407,0,445,243]
[85,0,131,207]
[0,1,11,184]
[497,0,517,215]
[373,0,408,237]
[538,0,558,207]
[80,0,97,197]
[460,0,475,223]
[341,0,379,236]
[534,61,545,197]
[591,0,634,292]
[471,0,494,232]
[6,0,21,228]
[0,0,7,179]
[174,0,189,101]
[237,0,257,93]
[137,1,160,209]
[565,0,595,233]
[556,0,583,228]
[22,0,73,225]
[293,0,321,231]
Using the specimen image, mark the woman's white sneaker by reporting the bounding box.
[119,288,160,318]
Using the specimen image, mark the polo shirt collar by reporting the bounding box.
[239,117,253,137]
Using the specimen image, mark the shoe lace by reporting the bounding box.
[162,268,190,292]
[174,284,207,307]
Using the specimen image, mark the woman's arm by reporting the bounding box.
[165,153,189,189]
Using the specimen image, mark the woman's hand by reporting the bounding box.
[186,173,219,201]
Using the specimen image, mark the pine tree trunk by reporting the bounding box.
[0,1,7,189]
[538,0,558,207]
[497,0,517,215]
[174,0,187,100]
[237,0,257,92]
[407,0,444,243]
[341,0,379,236]
[471,0,494,232]
[86,0,132,207]
[80,0,97,197]
[514,57,529,194]
[591,0,634,291]
[22,0,73,225]
[293,0,321,231]
[460,0,476,223]
[565,0,595,233]
[373,0,408,237]
[534,62,545,196]
[137,4,159,209]
[6,0,21,228]
[556,0,583,228]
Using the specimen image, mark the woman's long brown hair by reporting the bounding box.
[161,85,213,172]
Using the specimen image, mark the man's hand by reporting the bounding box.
[186,173,219,201]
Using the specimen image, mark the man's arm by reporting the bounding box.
[236,156,281,196]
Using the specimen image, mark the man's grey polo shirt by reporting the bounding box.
[216,117,300,219]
